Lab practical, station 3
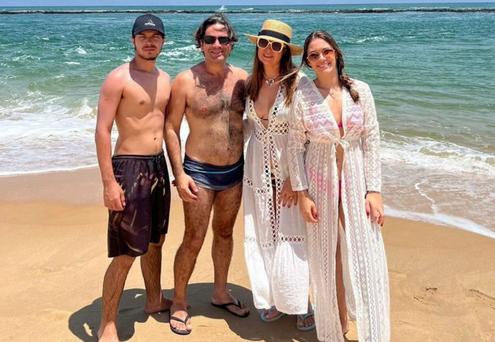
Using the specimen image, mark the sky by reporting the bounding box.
[1,0,494,7]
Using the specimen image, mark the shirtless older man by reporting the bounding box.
[95,14,172,342]
[165,14,249,335]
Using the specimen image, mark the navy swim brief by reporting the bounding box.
[183,154,243,191]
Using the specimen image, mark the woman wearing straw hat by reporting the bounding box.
[242,19,314,331]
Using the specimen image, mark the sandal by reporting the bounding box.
[296,312,315,331]
[260,307,286,322]
[169,311,191,335]
[211,297,250,318]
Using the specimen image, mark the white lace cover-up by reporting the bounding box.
[243,84,310,315]
[288,76,390,341]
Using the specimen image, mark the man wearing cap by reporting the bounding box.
[95,14,171,341]
[165,13,249,335]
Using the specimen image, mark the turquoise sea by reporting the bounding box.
[0,3,494,236]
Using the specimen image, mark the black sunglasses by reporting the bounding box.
[203,35,232,45]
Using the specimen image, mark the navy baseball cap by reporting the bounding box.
[132,14,165,37]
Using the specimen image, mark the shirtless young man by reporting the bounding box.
[95,14,172,342]
[165,14,249,335]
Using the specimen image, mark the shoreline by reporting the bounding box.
[0,163,99,178]
[1,166,493,239]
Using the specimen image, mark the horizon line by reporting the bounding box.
[2,1,495,8]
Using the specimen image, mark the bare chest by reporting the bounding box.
[253,86,279,118]
[120,77,169,116]
[188,80,245,119]
[322,94,343,124]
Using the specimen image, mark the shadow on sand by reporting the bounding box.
[68,282,324,341]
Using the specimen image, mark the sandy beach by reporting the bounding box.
[0,167,494,342]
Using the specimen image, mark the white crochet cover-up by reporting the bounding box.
[243,80,310,315]
[288,75,390,342]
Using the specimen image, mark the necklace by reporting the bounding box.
[263,74,280,87]
[319,86,339,98]
[327,87,339,98]
[314,80,340,98]
[264,68,300,87]
[265,78,276,87]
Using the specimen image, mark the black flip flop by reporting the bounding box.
[211,298,250,318]
[169,312,192,335]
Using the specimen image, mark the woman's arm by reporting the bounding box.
[288,90,318,223]
[361,83,382,193]
[360,83,384,226]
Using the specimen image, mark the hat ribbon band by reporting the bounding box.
[258,29,290,44]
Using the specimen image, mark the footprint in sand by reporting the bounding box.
[468,289,495,309]
[413,287,438,304]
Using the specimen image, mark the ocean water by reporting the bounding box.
[0,3,494,237]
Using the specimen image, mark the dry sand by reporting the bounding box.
[0,168,494,341]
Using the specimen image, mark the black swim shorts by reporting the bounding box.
[107,152,170,258]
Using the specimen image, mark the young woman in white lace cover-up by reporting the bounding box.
[243,19,314,330]
[288,31,390,342]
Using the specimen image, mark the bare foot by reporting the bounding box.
[169,303,192,334]
[342,320,349,336]
[97,323,119,342]
[144,295,172,314]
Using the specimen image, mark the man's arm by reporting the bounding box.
[165,73,198,202]
[95,69,126,211]
[161,71,172,145]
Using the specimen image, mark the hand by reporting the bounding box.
[278,178,298,208]
[298,191,318,223]
[175,173,199,202]
[365,192,385,227]
[104,180,125,211]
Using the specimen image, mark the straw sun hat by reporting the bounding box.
[246,19,302,55]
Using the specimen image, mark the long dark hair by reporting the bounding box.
[247,45,298,107]
[302,30,359,103]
